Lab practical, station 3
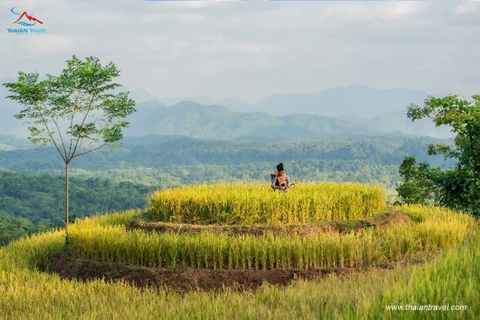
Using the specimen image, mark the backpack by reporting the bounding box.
[276,173,287,190]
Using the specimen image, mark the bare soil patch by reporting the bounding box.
[48,250,362,293]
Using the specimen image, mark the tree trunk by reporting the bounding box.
[65,161,70,246]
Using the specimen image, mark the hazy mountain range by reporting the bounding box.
[127,84,429,117]
[0,79,451,140]
[123,101,378,139]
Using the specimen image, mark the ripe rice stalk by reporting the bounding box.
[60,203,475,271]
[149,182,386,225]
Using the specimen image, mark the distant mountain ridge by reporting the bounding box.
[123,101,380,139]
[0,79,448,139]
[137,84,429,118]
[363,110,452,138]
[122,84,448,138]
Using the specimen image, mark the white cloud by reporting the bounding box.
[319,2,424,24]
[454,2,480,14]
[179,13,204,24]
[1,1,480,102]
[20,35,75,55]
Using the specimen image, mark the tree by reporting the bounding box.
[397,94,480,216]
[396,156,442,205]
[3,55,136,244]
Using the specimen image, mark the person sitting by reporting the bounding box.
[271,163,292,192]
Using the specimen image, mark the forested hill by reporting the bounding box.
[0,135,32,151]
[0,170,153,246]
[123,101,381,139]
[0,134,453,179]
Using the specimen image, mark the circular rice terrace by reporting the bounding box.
[49,182,474,293]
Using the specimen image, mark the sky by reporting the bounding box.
[1,1,480,104]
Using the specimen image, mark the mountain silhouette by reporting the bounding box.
[13,12,43,25]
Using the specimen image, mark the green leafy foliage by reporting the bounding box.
[396,156,441,205]
[0,211,36,247]
[398,95,480,215]
[3,55,136,161]
[3,55,136,243]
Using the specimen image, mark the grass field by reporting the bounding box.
[0,182,478,319]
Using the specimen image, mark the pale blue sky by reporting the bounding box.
[1,1,480,103]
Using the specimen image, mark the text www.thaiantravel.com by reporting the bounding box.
[385,304,467,311]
